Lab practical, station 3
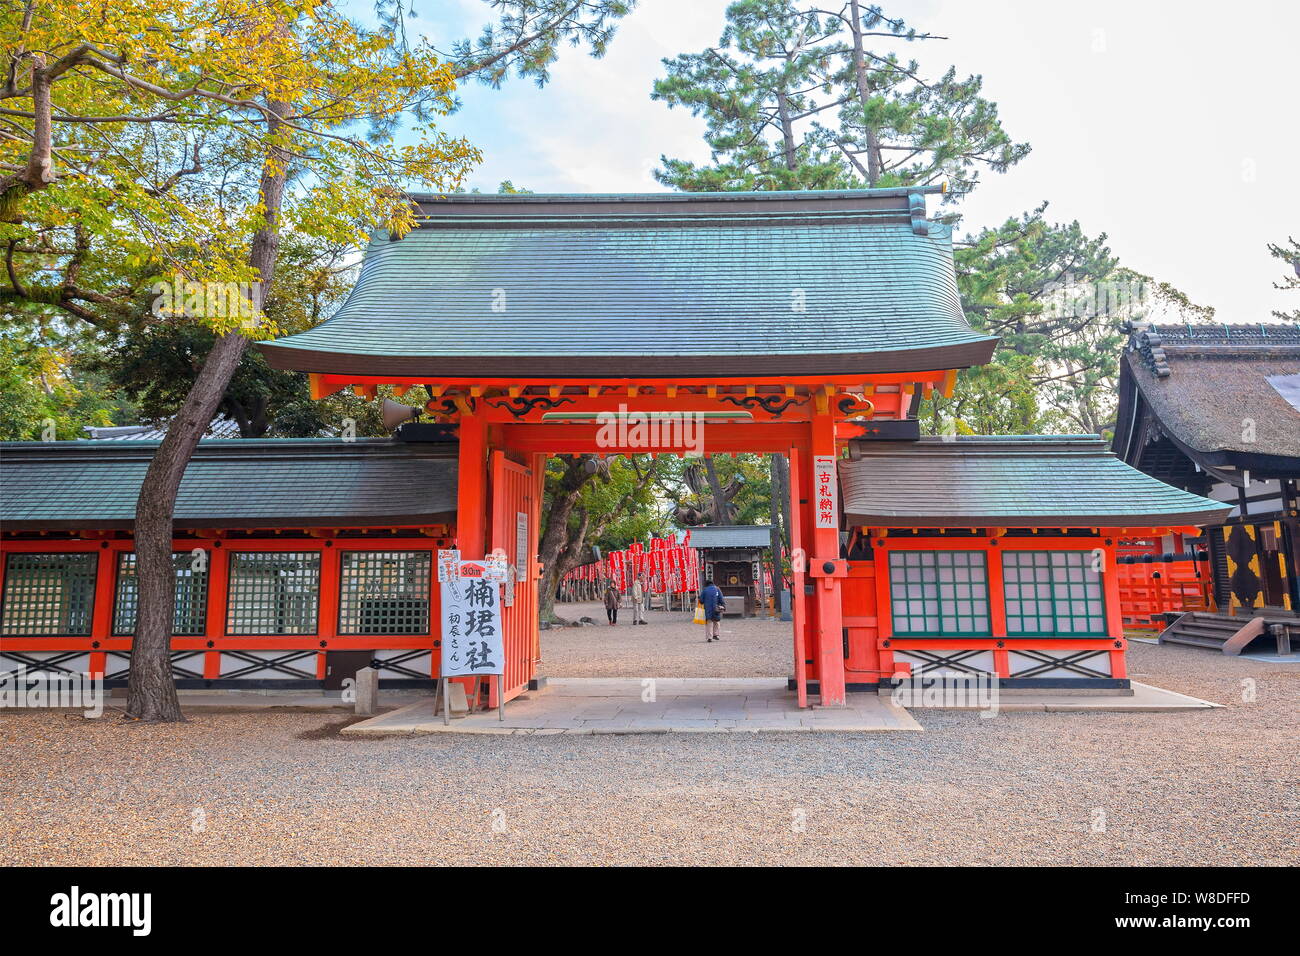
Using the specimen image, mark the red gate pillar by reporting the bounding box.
[809,411,847,707]
[456,411,488,560]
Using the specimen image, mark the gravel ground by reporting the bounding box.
[1,617,1295,866]
[543,600,791,677]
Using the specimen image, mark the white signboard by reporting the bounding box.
[483,552,510,584]
[440,560,503,677]
[515,512,529,582]
[813,455,838,529]
[437,548,460,584]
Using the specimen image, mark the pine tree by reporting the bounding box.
[652,0,1028,196]
[1267,237,1300,321]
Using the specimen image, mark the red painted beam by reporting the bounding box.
[499,422,813,455]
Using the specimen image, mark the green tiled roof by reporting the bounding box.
[683,525,773,550]
[260,190,997,379]
[839,436,1232,528]
[0,439,457,531]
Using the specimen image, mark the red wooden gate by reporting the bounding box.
[489,451,539,703]
[788,447,808,707]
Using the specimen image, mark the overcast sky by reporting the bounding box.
[398,0,1298,322]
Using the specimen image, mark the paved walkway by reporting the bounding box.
[341,676,1222,736]
[893,680,1222,713]
[342,677,922,735]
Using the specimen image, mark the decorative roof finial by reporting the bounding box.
[1123,319,1171,377]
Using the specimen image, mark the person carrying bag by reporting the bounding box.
[698,578,726,642]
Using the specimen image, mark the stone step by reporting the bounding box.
[1160,633,1230,649]
[1183,615,1251,628]
[1174,624,1242,640]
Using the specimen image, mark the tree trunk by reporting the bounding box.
[768,453,788,614]
[536,455,662,621]
[775,88,798,172]
[538,506,587,623]
[536,459,593,622]
[703,455,731,524]
[127,332,249,721]
[126,100,290,721]
[847,0,882,185]
[0,54,53,220]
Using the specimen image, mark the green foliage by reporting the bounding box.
[0,318,134,440]
[448,1,635,88]
[1267,236,1300,321]
[922,207,1210,437]
[88,233,361,437]
[654,453,773,526]
[379,1,636,91]
[544,454,668,552]
[652,0,1027,196]
[2,0,621,444]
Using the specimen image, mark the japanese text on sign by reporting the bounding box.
[437,548,460,584]
[440,560,504,677]
[813,454,838,529]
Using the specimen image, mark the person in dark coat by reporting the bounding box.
[700,579,726,642]
[603,584,621,625]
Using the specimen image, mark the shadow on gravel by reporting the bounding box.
[294,712,402,740]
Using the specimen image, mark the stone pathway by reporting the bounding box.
[340,676,1222,736]
[342,677,922,735]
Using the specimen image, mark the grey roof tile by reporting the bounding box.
[1119,326,1300,460]
[259,191,997,378]
[683,525,773,549]
[840,436,1231,528]
[0,439,457,530]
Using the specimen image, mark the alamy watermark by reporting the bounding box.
[1039,272,1149,320]
[595,404,705,456]
[151,277,264,327]
[890,670,1000,717]
[0,667,103,718]
[49,886,150,936]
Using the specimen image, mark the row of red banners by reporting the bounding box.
[561,533,700,594]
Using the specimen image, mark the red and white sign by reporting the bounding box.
[437,548,461,584]
[441,560,503,677]
[813,455,838,529]
[458,560,487,579]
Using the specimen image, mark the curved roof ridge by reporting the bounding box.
[840,437,1230,528]
[260,191,996,379]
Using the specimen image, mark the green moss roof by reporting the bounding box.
[260,190,997,379]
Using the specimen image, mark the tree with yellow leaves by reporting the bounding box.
[1,1,482,720]
[3,0,636,721]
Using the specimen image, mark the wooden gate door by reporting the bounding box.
[489,451,539,703]
[1224,522,1268,611]
[788,447,808,707]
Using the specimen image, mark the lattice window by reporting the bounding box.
[1,552,97,636]
[1003,551,1106,636]
[113,552,209,636]
[888,551,990,636]
[338,550,431,635]
[226,552,320,635]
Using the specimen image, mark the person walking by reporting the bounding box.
[603,583,620,625]
[631,576,647,625]
[700,578,725,642]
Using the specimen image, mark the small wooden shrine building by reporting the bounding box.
[0,190,1232,705]
[683,525,774,617]
[1,436,457,685]
[1112,322,1300,648]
